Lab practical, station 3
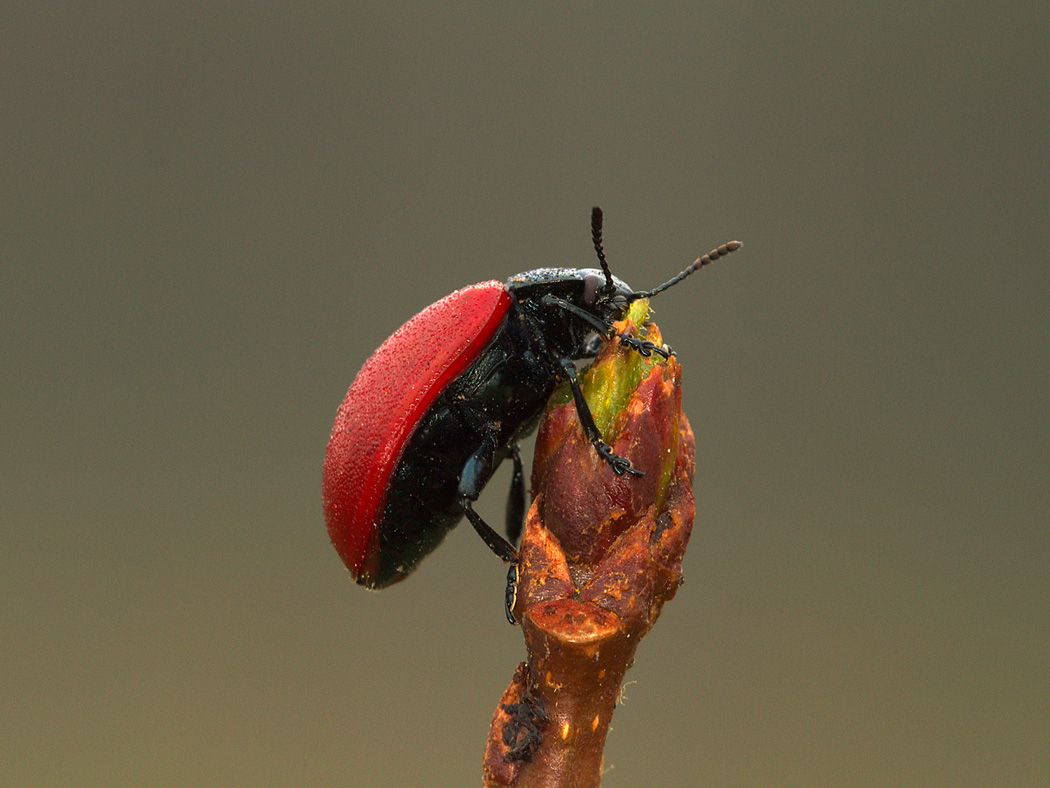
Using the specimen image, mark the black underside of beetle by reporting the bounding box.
[364,312,558,587]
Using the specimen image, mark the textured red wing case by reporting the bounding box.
[323,281,512,581]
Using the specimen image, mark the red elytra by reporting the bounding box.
[322,281,513,580]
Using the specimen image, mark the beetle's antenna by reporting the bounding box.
[591,207,617,296]
[629,240,743,301]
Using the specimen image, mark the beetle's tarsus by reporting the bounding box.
[617,333,674,359]
[504,563,519,625]
[596,441,644,477]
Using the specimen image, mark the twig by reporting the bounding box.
[483,309,696,787]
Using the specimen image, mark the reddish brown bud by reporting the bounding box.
[531,302,688,566]
[484,303,697,788]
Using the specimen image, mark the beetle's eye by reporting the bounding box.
[582,273,605,307]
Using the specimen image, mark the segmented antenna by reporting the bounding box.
[629,240,743,301]
[590,206,616,295]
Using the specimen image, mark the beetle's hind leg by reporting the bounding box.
[505,442,526,545]
[458,430,521,624]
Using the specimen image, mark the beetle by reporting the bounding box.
[323,207,740,619]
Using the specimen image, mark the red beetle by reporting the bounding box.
[323,208,740,617]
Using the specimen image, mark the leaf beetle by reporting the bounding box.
[322,208,740,620]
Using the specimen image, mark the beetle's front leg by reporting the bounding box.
[555,356,643,478]
[538,293,674,360]
[615,333,674,359]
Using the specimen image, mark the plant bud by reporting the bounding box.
[531,301,688,567]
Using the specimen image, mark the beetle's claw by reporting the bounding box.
[595,441,644,477]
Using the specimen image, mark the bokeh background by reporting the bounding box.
[3,4,1047,787]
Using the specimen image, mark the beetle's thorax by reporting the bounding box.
[506,267,633,360]
[506,267,632,299]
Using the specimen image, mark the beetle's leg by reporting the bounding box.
[461,497,518,565]
[539,293,674,360]
[461,504,519,626]
[505,442,526,544]
[505,563,519,625]
[498,440,524,623]
[540,293,614,336]
[459,430,520,623]
[615,334,675,359]
[555,356,644,477]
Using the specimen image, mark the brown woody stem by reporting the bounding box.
[483,415,696,787]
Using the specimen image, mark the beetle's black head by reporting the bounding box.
[506,207,742,360]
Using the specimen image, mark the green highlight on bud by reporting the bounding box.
[583,299,658,440]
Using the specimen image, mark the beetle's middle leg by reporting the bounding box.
[505,442,526,545]
[554,356,643,478]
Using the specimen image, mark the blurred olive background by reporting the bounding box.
[2,4,1047,787]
